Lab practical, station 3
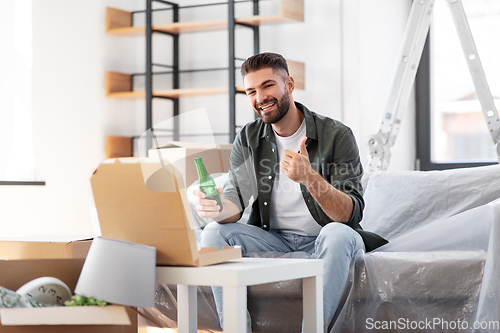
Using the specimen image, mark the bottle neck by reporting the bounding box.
[195,158,209,179]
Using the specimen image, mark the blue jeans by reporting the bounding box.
[200,222,365,333]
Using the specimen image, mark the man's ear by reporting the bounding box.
[286,76,295,94]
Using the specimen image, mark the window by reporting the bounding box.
[0,0,38,183]
[416,0,500,170]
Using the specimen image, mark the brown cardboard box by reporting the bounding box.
[148,141,233,188]
[0,238,92,260]
[0,258,137,333]
[91,156,241,266]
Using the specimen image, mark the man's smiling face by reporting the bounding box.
[243,67,292,124]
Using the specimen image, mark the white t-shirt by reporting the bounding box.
[269,120,322,236]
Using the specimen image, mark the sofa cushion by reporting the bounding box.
[360,165,500,240]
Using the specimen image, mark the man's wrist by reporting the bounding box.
[216,199,240,223]
[303,169,323,190]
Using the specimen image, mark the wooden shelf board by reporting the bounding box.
[237,14,302,26]
[106,15,301,36]
[154,87,229,98]
[106,26,145,36]
[104,58,304,99]
[106,84,307,99]
[107,87,247,99]
[106,91,146,99]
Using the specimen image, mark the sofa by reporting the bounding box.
[150,164,500,333]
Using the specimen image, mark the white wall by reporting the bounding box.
[0,0,141,237]
[342,0,416,170]
[0,0,416,237]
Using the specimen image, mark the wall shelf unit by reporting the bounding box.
[105,59,304,99]
[106,1,303,35]
[104,0,304,156]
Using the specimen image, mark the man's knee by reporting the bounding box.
[200,222,227,248]
[316,223,362,253]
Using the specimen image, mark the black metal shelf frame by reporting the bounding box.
[229,0,260,141]
[139,0,262,151]
[144,0,179,151]
[130,67,243,92]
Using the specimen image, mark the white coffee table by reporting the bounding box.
[156,257,323,333]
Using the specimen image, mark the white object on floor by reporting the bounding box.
[16,277,72,306]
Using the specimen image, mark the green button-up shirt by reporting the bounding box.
[223,102,387,251]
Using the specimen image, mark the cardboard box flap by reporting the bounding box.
[0,306,130,326]
[91,158,199,265]
[196,246,242,267]
[140,160,177,193]
[92,160,191,230]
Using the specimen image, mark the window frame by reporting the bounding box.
[0,181,45,186]
[415,33,499,171]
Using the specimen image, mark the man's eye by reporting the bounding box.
[247,91,255,96]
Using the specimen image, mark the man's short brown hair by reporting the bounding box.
[241,52,289,79]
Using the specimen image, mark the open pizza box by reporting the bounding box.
[90,152,241,266]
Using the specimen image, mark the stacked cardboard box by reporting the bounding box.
[0,238,92,260]
[0,256,136,332]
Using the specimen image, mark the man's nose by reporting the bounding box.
[255,90,265,103]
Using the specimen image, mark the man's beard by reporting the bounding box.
[254,91,291,124]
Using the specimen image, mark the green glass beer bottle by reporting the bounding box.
[194,156,223,212]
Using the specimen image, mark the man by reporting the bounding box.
[194,52,387,332]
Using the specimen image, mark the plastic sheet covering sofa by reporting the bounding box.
[149,164,500,333]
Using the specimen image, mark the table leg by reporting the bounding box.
[303,275,323,333]
[222,285,247,333]
[177,284,197,333]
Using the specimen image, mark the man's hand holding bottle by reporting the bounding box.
[193,187,224,219]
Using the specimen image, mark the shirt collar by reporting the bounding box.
[299,102,318,141]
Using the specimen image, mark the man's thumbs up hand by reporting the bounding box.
[298,136,308,157]
[282,137,315,184]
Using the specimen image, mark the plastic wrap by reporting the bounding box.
[151,165,500,333]
[334,165,500,333]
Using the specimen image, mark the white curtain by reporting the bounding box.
[0,0,35,181]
